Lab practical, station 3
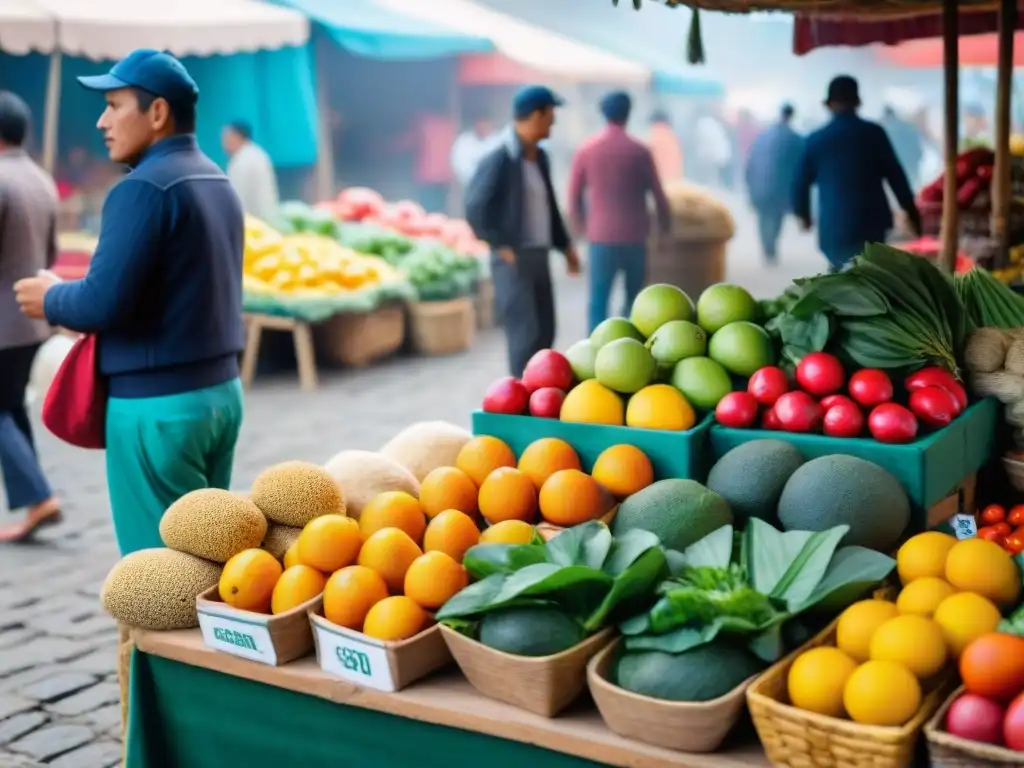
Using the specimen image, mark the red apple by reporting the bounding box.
[715,392,759,428]
[823,400,864,438]
[529,387,566,418]
[748,366,789,406]
[522,350,574,394]
[774,391,824,432]
[482,377,529,415]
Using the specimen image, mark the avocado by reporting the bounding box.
[612,478,732,551]
[706,440,806,525]
[478,607,587,657]
[614,643,766,702]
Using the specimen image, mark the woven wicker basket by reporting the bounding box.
[315,303,405,367]
[440,624,614,717]
[747,616,955,768]
[587,638,754,752]
[409,297,475,356]
[925,686,1024,767]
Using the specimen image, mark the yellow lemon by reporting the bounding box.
[836,600,900,663]
[896,531,957,585]
[932,591,1003,658]
[869,615,948,679]
[945,538,1022,608]
[843,661,922,726]
[625,384,696,431]
[559,380,625,426]
[787,647,858,717]
[479,520,536,545]
[896,577,956,618]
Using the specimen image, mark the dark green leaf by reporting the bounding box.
[545,521,612,569]
[679,525,734,568]
[744,520,814,596]
[619,613,650,636]
[435,573,508,620]
[787,288,831,319]
[602,529,662,576]
[769,527,849,610]
[748,623,786,663]
[623,621,723,653]
[493,563,613,605]
[462,542,548,579]
[794,546,896,614]
[810,274,890,317]
[586,547,668,631]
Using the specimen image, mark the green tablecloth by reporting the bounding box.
[125,649,606,768]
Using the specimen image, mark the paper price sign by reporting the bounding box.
[315,625,394,692]
[952,513,978,540]
[198,612,277,666]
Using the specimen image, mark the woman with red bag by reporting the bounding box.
[0,92,62,542]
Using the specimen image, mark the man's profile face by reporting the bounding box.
[222,127,244,157]
[97,88,166,165]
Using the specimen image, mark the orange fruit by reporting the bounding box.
[517,438,582,489]
[404,551,469,610]
[559,380,625,425]
[478,467,538,525]
[219,548,283,613]
[362,596,427,641]
[480,519,536,545]
[359,491,427,544]
[539,469,612,527]
[282,542,300,570]
[418,466,479,520]
[271,564,326,615]
[423,509,480,563]
[323,565,389,629]
[591,444,655,499]
[357,527,423,592]
[296,514,362,573]
[455,436,516,486]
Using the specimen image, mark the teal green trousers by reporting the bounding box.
[106,379,244,556]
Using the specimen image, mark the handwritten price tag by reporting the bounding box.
[952,514,978,540]
[314,624,394,692]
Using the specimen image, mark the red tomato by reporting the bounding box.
[773,391,824,433]
[715,392,759,428]
[822,400,865,438]
[1005,692,1024,750]
[909,386,961,429]
[946,692,1005,745]
[905,367,968,412]
[1004,533,1024,555]
[761,407,782,430]
[867,403,918,443]
[748,366,789,406]
[961,634,1024,702]
[980,504,1008,525]
[994,522,1013,538]
[977,525,1005,543]
[1008,505,1024,527]
[795,352,845,397]
[820,394,856,410]
[849,369,895,408]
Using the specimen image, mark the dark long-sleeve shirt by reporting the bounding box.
[44,134,246,399]
[567,125,670,245]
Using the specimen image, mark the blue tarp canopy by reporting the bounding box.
[275,0,494,60]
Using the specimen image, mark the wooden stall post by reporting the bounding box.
[938,0,960,273]
[993,0,1016,259]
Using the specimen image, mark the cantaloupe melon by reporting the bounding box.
[261,523,302,561]
[100,548,222,630]
[323,450,420,521]
[160,489,267,563]
[251,461,345,527]
[379,421,472,482]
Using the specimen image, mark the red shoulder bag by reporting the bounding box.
[41,334,107,449]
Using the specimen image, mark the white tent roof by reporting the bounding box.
[373,0,650,84]
[0,0,309,59]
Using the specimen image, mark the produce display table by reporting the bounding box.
[240,313,319,391]
[126,629,769,768]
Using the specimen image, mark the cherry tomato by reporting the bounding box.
[1004,533,1024,555]
[994,522,1013,538]
[1009,505,1024,527]
[978,525,1005,543]
[980,504,1007,525]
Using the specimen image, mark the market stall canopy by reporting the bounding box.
[274,0,493,59]
[876,31,1024,67]
[0,0,309,59]
[374,0,650,83]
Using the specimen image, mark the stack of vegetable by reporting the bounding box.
[964,327,1024,433]
[918,148,994,211]
[955,268,1024,329]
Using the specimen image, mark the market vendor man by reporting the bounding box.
[465,85,581,378]
[14,49,246,556]
[793,75,921,272]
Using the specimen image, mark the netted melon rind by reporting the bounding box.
[379,421,473,482]
[323,450,420,522]
[160,488,268,563]
[100,548,222,631]
[251,460,346,527]
[262,523,302,560]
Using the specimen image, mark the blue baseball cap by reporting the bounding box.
[78,49,199,105]
[512,85,564,120]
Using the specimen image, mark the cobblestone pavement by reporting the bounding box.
[0,210,825,765]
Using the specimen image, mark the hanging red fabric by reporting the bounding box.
[41,334,106,449]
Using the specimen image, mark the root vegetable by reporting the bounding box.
[971,372,1024,404]
[1007,340,1024,376]
[965,328,1009,373]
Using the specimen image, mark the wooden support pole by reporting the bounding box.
[993,0,1016,260]
[939,0,960,273]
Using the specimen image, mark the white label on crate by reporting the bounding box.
[198,610,277,666]
[952,513,979,540]
[314,624,395,692]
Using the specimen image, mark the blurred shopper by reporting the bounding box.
[0,91,61,543]
[569,91,671,332]
[695,108,733,189]
[793,76,921,273]
[881,106,924,190]
[745,103,804,264]
[648,110,683,183]
[451,115,498,190]
[734,108,761,184]
[223,120,279,223]
[15,50,246,555]
[465,86,580,378]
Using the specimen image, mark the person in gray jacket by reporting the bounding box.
[0,91,61,542]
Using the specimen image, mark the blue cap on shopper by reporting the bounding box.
[77,49,199,104]
[600,91,632,124]
[512,85,564,120]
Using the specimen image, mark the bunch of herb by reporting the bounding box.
[437,521,667,639]
[619,519,895,663]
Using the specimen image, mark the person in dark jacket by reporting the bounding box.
[793,76,921,272]
[15,49,246,556]
[465,85,580,378]
[745,103,804,264]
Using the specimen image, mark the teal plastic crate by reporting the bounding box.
[470,411,713,481]
[708,397,998,515]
